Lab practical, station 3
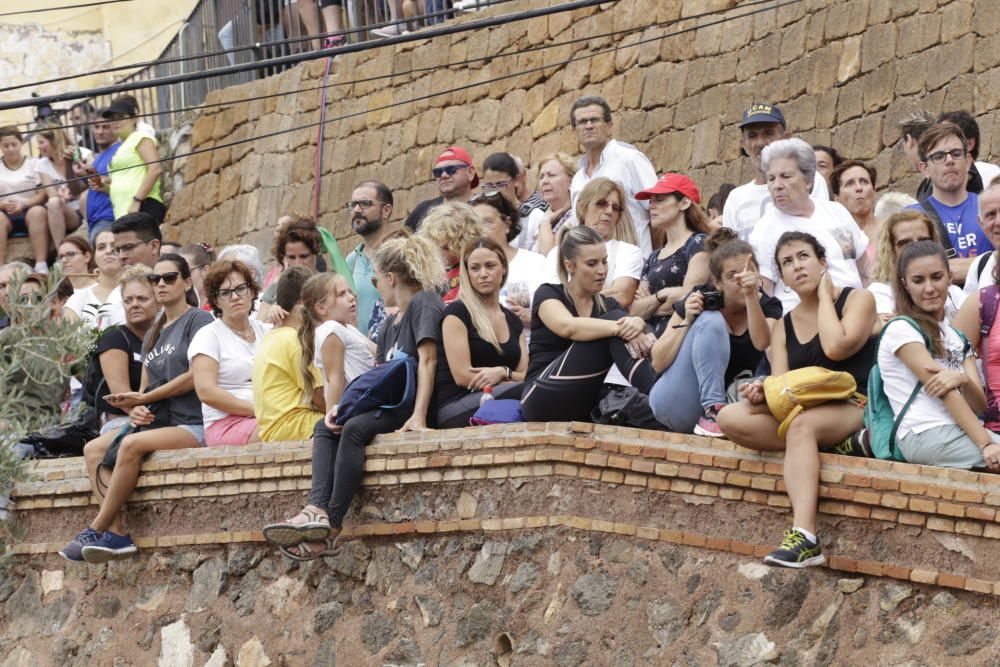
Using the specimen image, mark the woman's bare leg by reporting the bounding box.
[25,206,50,264]
[717,400,785,451]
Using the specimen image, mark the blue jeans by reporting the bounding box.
[649,311,729,433]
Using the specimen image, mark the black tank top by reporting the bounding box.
[783,287,876,395]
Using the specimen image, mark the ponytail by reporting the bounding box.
[296,273,340,404]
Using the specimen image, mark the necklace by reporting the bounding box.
[224,320,254,342]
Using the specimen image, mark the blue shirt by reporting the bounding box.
[86,142,120,225]
[346,242,379,336]
[908,194,993,258]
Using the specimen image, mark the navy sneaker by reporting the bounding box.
[81,530,138,564]
[58,527,103,562]
[763,529,826,568]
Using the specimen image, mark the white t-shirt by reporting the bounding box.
[750,199,868,313]
[877,318,971,438]
[502,248,547,311]
[977,161,1000,188]
[64,284,125,329]
[722,173,830,241]
[188,318,268,428]
[0,156,41,204]
[314,320,374,387]
[869,282,966,321]
[542,238,644,285]
[963,252,995,296]
[36,149,93,186]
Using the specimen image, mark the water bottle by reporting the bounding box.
[479,385,494,406]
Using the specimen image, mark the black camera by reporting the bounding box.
[696,287,724,311]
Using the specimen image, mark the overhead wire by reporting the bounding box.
[11,0,783,134]
[0,0,133,18]
[0,0,797,202]
[0,0,525,94]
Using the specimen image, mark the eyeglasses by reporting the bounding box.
[926,148,967,164]
[146,272,181,285]
[345,199,384,211]
[432,164,468,178]
[480,180,510,193]
[57,250,81,262]
[894,236,933,249]
[217,282,251,300]
[191,264,208,272]
[17,293,43,305]
[593,198,622,214]
[574,116,607,127]
[113,240,150,255]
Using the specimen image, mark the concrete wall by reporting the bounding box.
[165,0,1000,257]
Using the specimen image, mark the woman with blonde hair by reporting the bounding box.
[523,152,577,254]
[417,201,483,303]
[35,125,89,247]
[263,234,444,559]
[868,210,964,322]
[436,237,527,427]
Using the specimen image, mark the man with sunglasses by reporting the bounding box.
[907,122,994,284]
[404,146,479,231]
[110,212,161,268]
[568,95,657,254]
[345,181,394,335]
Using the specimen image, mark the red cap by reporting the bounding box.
[435,146,479,188]
[635,173,701,204]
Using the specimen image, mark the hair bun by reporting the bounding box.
[705,226,738,252]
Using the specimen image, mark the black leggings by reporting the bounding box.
[521,310,656,422]
[306,407,408,528]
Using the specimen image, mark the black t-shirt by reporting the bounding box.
[92,325,145,416]
[641,233,706,335]
[435,300,523,407]
[724,292,783,385]
[403,196,444,231]
[375,290,444,363]
[527,283,622,382]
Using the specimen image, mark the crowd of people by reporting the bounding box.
[4,92,1000,572]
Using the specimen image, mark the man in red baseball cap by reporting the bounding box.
[404,146,479,231]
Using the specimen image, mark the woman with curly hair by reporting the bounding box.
[417,201,484,303]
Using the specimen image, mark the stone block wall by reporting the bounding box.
[165,0,1000,256]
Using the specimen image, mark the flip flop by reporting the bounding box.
[278,533,342,562]
[263,507,331,547]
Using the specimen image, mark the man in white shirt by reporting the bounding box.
[963,181,1000,295]
[722,103,829,240]
[568,95,657,254]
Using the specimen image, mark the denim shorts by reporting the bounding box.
[177,424,206,446]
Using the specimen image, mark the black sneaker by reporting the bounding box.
[763,529,826,568]
[832,428,871,458]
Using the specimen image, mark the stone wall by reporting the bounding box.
[165,0,1000,257]
[4,423,1000,665]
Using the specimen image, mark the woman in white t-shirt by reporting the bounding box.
[190,259,268,447]
[471,192,546,328]
[879,241,1000,471]
[36,126,90,247]
[749,138,868,314]
[0,126,49,269]
[521,153,576,255]
[63,230,125,329]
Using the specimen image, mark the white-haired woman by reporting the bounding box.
[748,138,870,313]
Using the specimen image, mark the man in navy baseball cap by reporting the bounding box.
[723,103,829,239]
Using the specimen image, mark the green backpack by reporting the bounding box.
[864,316,969,462]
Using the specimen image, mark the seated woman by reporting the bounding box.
[180,243,214,311]
[258,217,321,322]
[543,178,644,310]
[629,173,712,335]
[60,254,213,563]
[717,232,878,568]
[437,238,527,428]
[57,236,96,292]
[418,202,484,303]
[470,192,546,328]
[522,153,576,255]
[521,226,656,422]
[869,210,965,322]
[252,265,324,442]
[35,126,89,247]
[830,160,878,281]
[87,266,157,436]
[881,242,1000,471]
[0,125,49,270]
[264,235,444,559]
[648,228,781,436]
[190,260,268,447]
[63,230,125,329]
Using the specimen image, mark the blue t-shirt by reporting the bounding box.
[908,194,993,258]
[86,142,121,224]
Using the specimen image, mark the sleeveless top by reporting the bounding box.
[783,287,876,395]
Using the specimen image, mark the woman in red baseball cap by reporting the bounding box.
[630,173,713,336]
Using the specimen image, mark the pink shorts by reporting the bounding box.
[204,415,259,447]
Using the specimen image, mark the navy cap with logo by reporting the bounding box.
[739,103,786,128]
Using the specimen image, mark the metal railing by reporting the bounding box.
[92,0,500,131]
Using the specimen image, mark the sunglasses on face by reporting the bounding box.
[146,272,181,286]
[432,164,467,178]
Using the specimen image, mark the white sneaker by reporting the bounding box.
[372,24,401,38]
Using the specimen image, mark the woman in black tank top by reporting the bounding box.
[717,231,878,569]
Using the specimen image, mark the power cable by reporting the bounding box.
[0,0,523,94]
[0,0,621,111]
[0,0,797,201]
[0,0,133,18]
[12,0,782,133]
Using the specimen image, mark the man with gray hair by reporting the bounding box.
[722,103,829,241]
[0,261,31,329]
[963,178,1000,295]
[568,94,657,253]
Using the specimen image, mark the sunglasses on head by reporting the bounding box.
[432,164,467,178]
[146,272,181,285]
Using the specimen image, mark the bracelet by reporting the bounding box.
[132,196,143,203]
[504,366,511,380]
